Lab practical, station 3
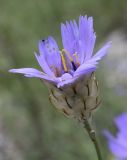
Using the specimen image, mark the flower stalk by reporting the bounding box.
[83,119,102,160]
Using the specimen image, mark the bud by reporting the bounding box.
[48,73,100,122]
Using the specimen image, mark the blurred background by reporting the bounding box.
[0,0,127,159]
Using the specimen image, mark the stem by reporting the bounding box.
[83,119,102,160]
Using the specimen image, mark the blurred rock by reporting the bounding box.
[104,30,127,96]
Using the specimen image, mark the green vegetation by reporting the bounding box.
[0,0,127,159]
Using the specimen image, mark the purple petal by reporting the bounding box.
[61,20,81,57]
[74,42,111,77]
[79,16,96,63]
[74,62,96,77]
[114,113,127,136]
[57,73,76,88]
[38,36,62,75]
[34,52,54,76]
[70,20,79,39]
[117,132,127,148]
[104,130,127,159]
[92,42,111,62]
[9,68,58,83]
[61,16,96,66]
[61,23,75,55]
[84,33,96,61]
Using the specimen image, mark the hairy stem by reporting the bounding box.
[83,119,102,160]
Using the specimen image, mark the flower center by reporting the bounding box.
[60,49,80,73]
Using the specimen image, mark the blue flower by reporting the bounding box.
[104,113,127,160]
[9,16,110,88]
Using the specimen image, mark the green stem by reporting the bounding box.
[83,119,102,160]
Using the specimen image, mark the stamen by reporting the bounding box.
[61,49,78,71]
[73,52,80,66]
[62,49,73,62]
[60,51,68,72]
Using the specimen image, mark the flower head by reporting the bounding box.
[9,15,110,88]
[104,113,127,160]
[9,15,111,121]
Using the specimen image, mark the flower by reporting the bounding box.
[9,16,111,121]
[104,113,127,160]
[9,15,110,88]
